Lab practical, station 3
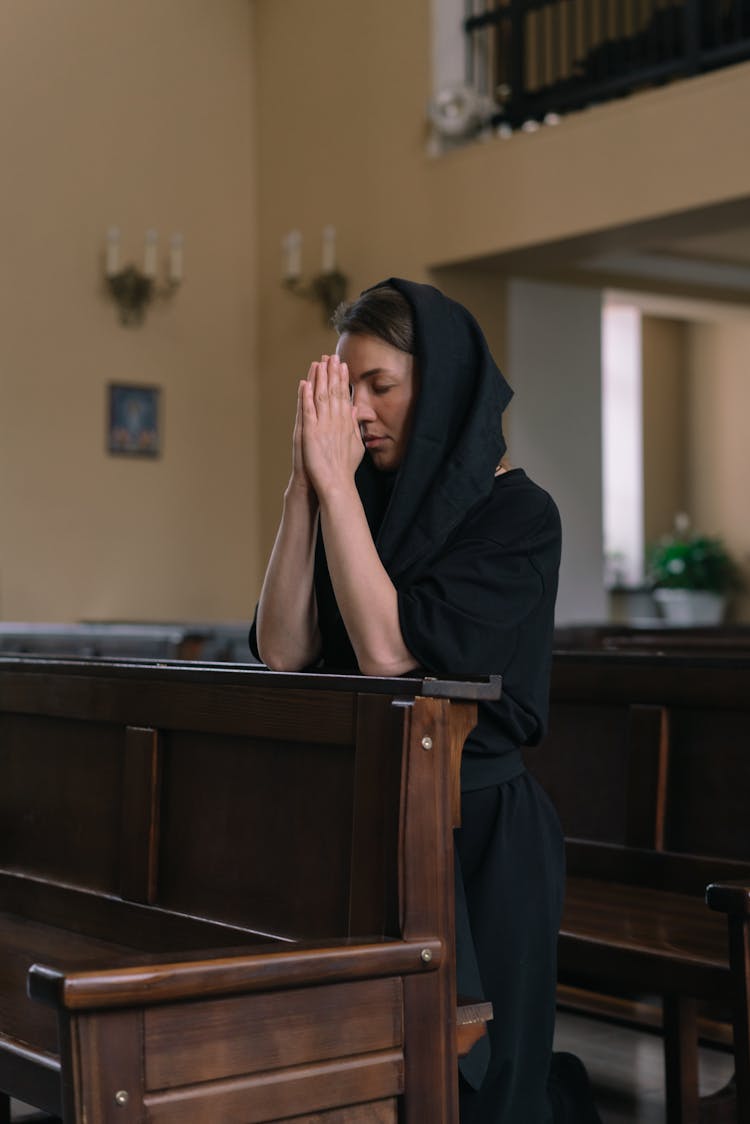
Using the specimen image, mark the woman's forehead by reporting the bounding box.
[336,332,413,379]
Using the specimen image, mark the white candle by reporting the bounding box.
[169,232,184,283]
[105,226,120,277]
[321,225,336,274]
[285,229,302,282]
[143,229,158,280]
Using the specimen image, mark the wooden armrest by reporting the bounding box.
[706,882,750,917]
[28,936,443,1012]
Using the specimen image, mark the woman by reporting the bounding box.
[250,279,601,1124]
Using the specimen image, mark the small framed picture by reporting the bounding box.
[108,383,161,457]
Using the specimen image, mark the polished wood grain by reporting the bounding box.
[142,1050,404,1124]
[0,660,491,1122]
[528,649,750,1124]
[28,940,440,1011]
[400,697,460,1124]
[143,977,402,1089]
[119,726,161,904]
[270,1104,397,1123]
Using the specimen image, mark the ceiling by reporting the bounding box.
[466,197,750,305]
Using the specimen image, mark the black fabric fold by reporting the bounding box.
[358,278,513,581]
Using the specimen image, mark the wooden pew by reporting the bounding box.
[554,623,750,655]
[0,656,497,1123]
[0,623,211,661]
[526,650,750,1124]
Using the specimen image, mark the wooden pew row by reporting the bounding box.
[0,657,498,1124]
[526,650,750,1124]
[554,623,750,654]
[0,622,257,664]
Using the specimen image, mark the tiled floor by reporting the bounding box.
[554,1010,736,1123]
[10,1012,738,1122]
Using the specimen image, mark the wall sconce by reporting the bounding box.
[104,227,184,326]
[281,226,348,324]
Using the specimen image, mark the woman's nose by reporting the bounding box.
[352,391,376,422]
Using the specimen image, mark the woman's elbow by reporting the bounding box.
[257,637,320,672]
[358,650,419,678]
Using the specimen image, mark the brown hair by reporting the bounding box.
[332,285,415,355]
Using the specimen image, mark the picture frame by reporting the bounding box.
[107,383,161,457]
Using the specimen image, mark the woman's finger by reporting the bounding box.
[300,377,317,420]
[327,353,347,415]
[314,356,330,416]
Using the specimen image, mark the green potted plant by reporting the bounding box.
[647,514,741,625]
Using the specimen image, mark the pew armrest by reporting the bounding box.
[28,936,443,1012]
[706,882,750,917]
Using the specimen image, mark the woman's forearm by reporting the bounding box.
[318,482,417,678]
[256,482,321,671]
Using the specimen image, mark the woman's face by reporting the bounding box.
[336,331,418,472]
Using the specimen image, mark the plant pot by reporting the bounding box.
[653,589,727,626]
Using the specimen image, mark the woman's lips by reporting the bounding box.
[364,435,387,449]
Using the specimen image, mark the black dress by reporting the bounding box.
[252,278,600,1124]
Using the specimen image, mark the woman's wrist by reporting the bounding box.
[316,477,360,513]
[284,474,319,510]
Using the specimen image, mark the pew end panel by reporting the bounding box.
[0,659,499,1123]
[527,652,750,1124]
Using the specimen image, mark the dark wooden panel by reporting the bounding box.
[0,912,135,1056]
[0,669,356,744]
[625,705,670,851]
[119,727,161,904]
[273,1104,397,1123]
[144,976,402,1089]
[0,871,266,951]
[550,653,750,708]
[157,731,356,936]
[67,1008,144,1124]
[400,697,459,1124]
[666,709,750,860]
[0,714,122,892]
[348,696,405,938]
[525,702,630,843]
[0,1036,60,1116]
[565,839,750,898]
[143,1051,403,1124]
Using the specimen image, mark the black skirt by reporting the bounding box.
[456,770,564,1124]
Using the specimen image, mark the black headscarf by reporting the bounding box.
[313,278,514,671]
[354,278,513,583]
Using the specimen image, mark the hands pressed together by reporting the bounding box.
[291,353,363,499]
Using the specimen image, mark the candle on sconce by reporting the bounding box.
[143,229,158,280]
[321,225,336,274]
[169,233,184,283]
[283,230,302,282]
[105,227,120,277]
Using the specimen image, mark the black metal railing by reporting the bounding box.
[464,0,750,130]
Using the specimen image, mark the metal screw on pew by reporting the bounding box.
[115,1090,130,1106]
[421,948,433,964]
[421,736,433,750]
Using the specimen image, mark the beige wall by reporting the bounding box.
[641,317,688,547]
[254,0,750,570]
[687,319,750,621]
[0,1,259,622]
[4,0,750,624]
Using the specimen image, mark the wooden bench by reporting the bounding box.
[0,623,212,661]
[0,656,497,1123]
[526,650,750,1124]
[554,624,750,654]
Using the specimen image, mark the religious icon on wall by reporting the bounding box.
[107,383,161,457]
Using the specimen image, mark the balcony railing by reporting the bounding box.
[464,0,750,131]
